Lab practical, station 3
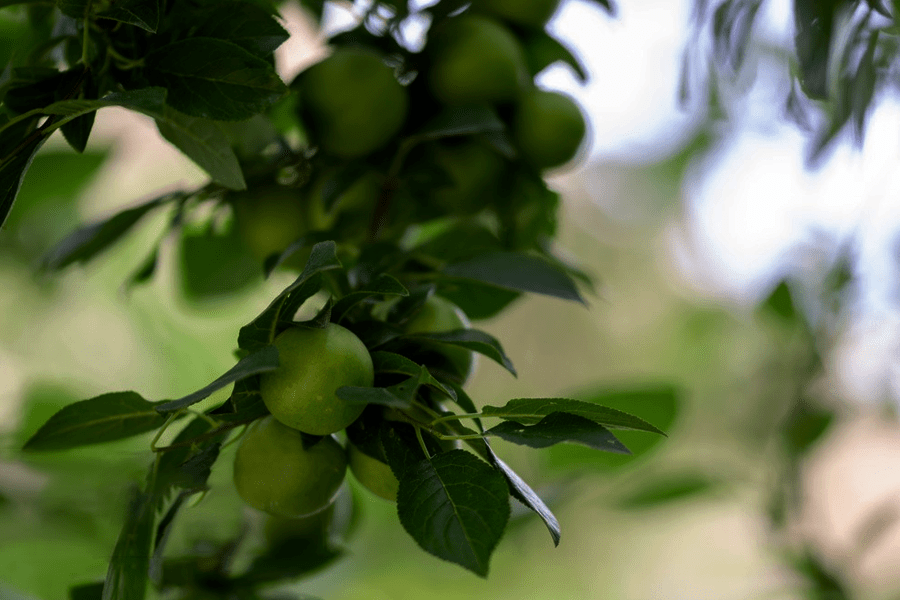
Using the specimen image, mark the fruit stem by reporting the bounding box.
[429,412,483,427]
[150,411,183,452]
[414,425,432,459]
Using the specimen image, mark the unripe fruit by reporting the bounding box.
[513,88,587,170]
[299,48,408,158]
[261,324,375,435]
[348,443,399,502]
[233,417,347,518]
[405,295,475,382]
[231,185,308,264]
[476,0,562,28]
[427,15,529,106]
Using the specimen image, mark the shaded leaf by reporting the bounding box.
[487,412,631,453]
[69,582,104,600]
[404,329,516,376]
[155,107,246,190]
[156,345,280,412]
[101,489,156,600]
[194,2,289,57]
[414,105,505,140]
[23,392,168,451]
[522,30,588,81]
[481,439,560,546]
[42,193,174,270]
[371,351,456,400]
[615,472,720,510]
[331,274,408,322]
[443,251,584,304]
[145,38,286,121]
[237,241,342,351]
[482,397,665,434]
[395,450,510,576]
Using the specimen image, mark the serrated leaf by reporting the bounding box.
[42,87,167,117]
[194,2,289,57]
[395,450,510,576]
[405,329,516,376]
[371,351,456,400]
[338,366,434,408]
[101,488,155,600]
[155,107,246,190]
[41,193,173,270]
[482,397,665,434]
[238,241,342,351]
[414,105,505,140]
[443,251,584,304]
[481,439,560,546]
[487,412,630,453]
[331,274,409,322]
[22,391,168,451]
[145,38,286,121]
[156,345,280,412]
[97,0,159,32]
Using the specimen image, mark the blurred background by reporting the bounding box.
[3,0,900,598]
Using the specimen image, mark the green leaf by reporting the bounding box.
[144,38,286,121]
[179,224,259,299]
[154,107,246,190]
[237,241,342,351]
[614,472,720,510]
[405,329,516,376]
[156,345,280,412]
[481,440,560,546]
[394,450,510,576]
[101,488,155,600]
[42,87,167,118]
[69,581,104,600]
[414,105,505,140]
[487,412,631,453]
[440,281,521,321]
[522,31,588,81]
[96,0,159,32]
[22,391,168,451]
[60,110,95,153]
[331,274,409,322]
[443,251,585,303]
[371,351,457,400]
[194,1,289,57]
[0,133,46,230]
[482,397,665,434]
[41,193,173,270]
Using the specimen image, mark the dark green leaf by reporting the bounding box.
[371,351,457,400]
[194,2,289,57]
[179,225,259,299]
[123,246,160,290]
[69,581,104,600]
[481,440,560,546]
[440,281,521,321]
[794,0,843,99]
[395,450,510,576]
[782,399,834,457]
[238,241,342,351]
[487,412,631,453]
[22,391,168,451]
[338,366,434,408]
[482,397,665,434]
[331,274,408,322]
[97,0,159,31]
[759,280,799,323]
[443,251,585,303]
[0,133,46,230]
[149,490,194,585]
[615,472,720,510]
[522,31,588,81]
[145,38,286,121]
[60,110,95,153]
[155,107,246,190]
[156,345,280,412]
[101,488,156,600]
[414,105,505,140]
[851,30,878,144]
[42,87,168,118]
[405,329,516,376]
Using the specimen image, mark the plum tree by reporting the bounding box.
[233,417,347,518]
[261,324,374,435]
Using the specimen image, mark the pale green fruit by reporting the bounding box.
[300,48,408,158]
[513,89,587,169]
[261,324,375,435]
[231,186,308,265]
[348,444,399,502]
[477,0,562,28]
[233,417,347,518]
[427,15,529,106]
[405,295,475,382]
